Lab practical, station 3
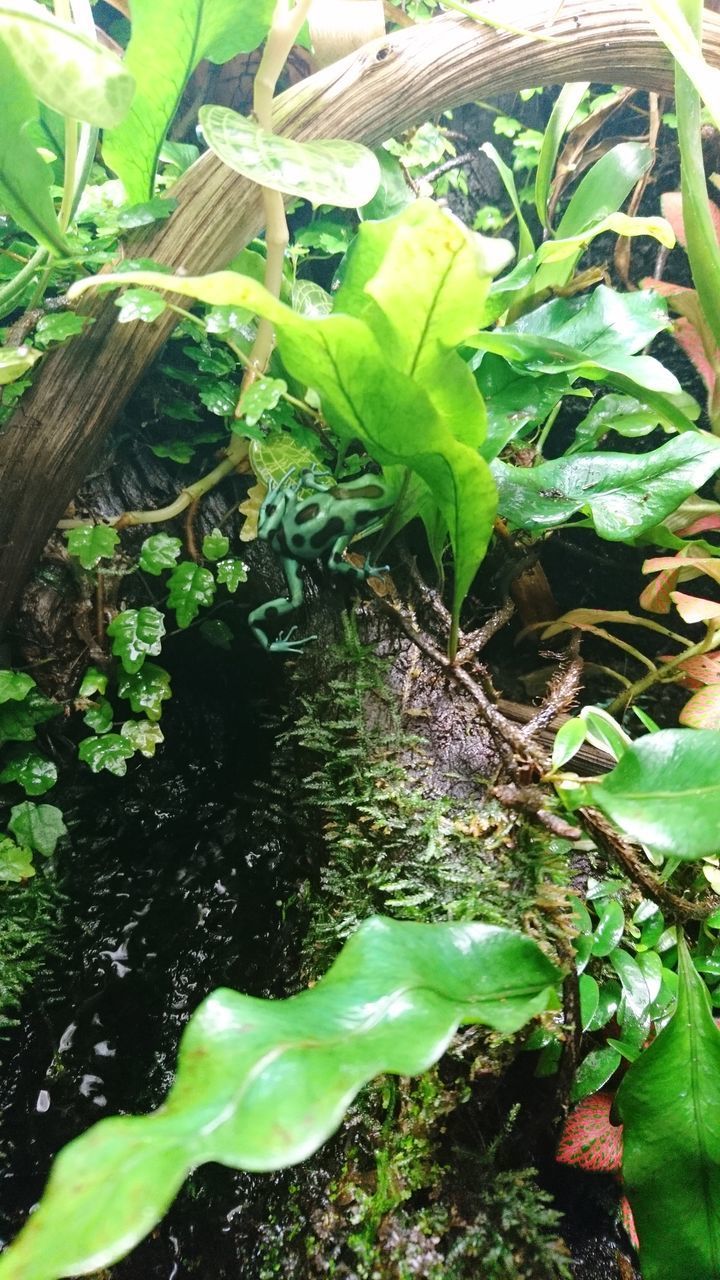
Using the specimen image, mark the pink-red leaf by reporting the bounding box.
[679,683,720,729]
[556,1091,623,1173]
[670,591,720,624]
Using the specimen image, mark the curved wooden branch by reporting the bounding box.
[2,0,720,631]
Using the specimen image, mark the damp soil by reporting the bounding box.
[0,633,307,1277]
[0,620,639,1280]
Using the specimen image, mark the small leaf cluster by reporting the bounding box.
[65,528,247,776]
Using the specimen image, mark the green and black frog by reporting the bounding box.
[248,468,391,653]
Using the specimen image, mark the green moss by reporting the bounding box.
[252,623,575,1277]
[0,868,63,1029]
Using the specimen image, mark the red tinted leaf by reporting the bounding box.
[671,591,720,625]
[621,1193,640,1250]
[661,191,720,247]
[640,549,705,614]
[556,1091,623,1173]
[680,683,720,729]
[676,513,720,537]
[676,652,720,688]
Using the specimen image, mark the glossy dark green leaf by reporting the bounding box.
[586,979,621,1032]
[612,949,652,1049]
[0,749,57,795]
[103,0,275,202]
[0,917,559,1279]
[591,901,625,957]
[115,288,167,325]
[570,394,663,454]
[474,356,570,461]
[359,148,414,221]
[82,695,113,735]
[201,530,229,562]
[166,562,216,628]
[116,664,171,723]
[138,534,182,576]
[569,894,593,974]
[8,802,66,857]
[616,935,720,1278]
[572,1045,622,1101]
[579,973,600,1030]
[635,950,663,1004]
[78,733,135,777]
[0,689,59,745]
[575,729,720,858]
[493,432,720,540]
[0,671,34,704]
[65,525,119,570]
[106,607,165,675]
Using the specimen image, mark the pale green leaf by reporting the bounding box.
[0,344,40,384]
[0,0,133,126]
[199,106,380,208]
[0,836,34,883]
[120,719,164,758]
[103,0,275,202]
[8,802,66,856]
[0,42,69,254]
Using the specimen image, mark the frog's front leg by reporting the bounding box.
[248,558,317,654]
[327,538,388,582]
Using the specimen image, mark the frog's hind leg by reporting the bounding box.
[248,560,316,654]
[328,538,388,582]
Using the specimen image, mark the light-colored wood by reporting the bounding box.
[2,0,720,627]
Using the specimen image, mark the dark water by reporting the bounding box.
[0,637,302,1276]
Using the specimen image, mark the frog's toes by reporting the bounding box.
[364,561,390,579]
[269,629,318,654]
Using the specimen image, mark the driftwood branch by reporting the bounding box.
[2,0,720,631]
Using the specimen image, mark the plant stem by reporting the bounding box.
[606,632,718,716]
[0,248,49,321]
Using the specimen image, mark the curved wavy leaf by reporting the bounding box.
[0,916,559,1280]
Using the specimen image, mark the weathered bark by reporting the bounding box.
[2,0,720,631]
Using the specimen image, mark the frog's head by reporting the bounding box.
[257,486,289,543]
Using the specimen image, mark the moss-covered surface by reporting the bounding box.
[0,868,64,1031]
[249,621,577,1278]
